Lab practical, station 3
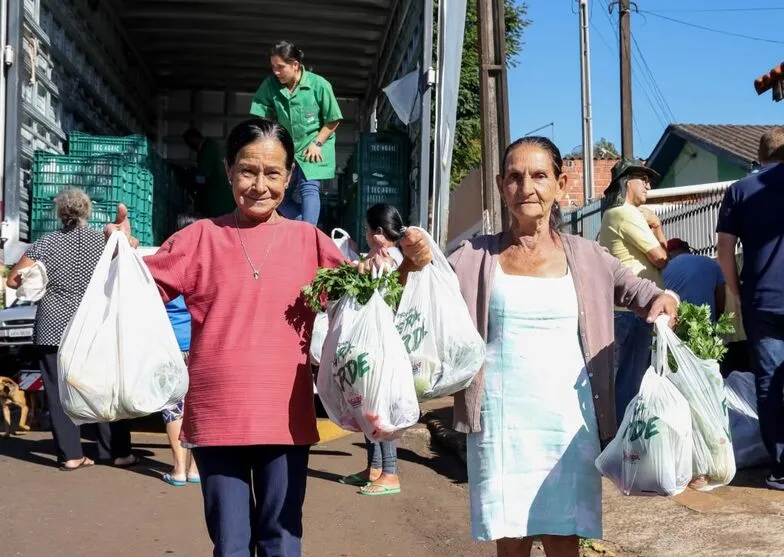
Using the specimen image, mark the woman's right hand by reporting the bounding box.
[104,203,139,248]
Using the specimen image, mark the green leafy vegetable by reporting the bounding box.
[669,302,736,371]
[302,263,404,313]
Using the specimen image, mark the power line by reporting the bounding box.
[641,11,784,45]
[645,7,784,14]
[631,35,676,122]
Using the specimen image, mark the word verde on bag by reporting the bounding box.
[396,309,428,354]
[333,341,371,393]
[624,403,661,442]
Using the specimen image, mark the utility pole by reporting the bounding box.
[477,0,510,234]
[618,0,634,158]
[578,0,594,205]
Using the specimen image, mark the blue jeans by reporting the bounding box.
[278,164,321,225]
[192,445,310,557]
[614,311,654,425]
[743,309,784,476]
[366,438,398,475]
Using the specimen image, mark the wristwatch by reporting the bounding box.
[314,140,323,147]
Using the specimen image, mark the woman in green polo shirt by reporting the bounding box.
[250,41,343,226]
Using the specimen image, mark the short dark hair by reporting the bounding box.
[366,204,405,243]
[271,41,304,65]
[176,213,199,231]
[225,118,296,169]
[501,136,564,230]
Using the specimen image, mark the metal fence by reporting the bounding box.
[560,182,732,258]
[560,199,603,241]
[650,188,728,257]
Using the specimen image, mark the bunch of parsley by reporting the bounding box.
[302,263,404,313]
[669,302,736,371]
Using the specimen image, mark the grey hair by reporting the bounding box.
[54,188,92,228]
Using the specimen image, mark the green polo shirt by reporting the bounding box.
[249,70,343,181]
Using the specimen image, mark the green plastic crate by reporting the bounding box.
[68,132,152,164]
[354,132,410,179]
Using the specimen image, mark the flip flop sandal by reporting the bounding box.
[59,457,94,472]
[359,484,401,496]
[338,474,370,487]
[162,473,188,487]
[187,476,201,484]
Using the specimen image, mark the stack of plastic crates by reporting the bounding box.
[30,152,154,244]
[344,131,410,251]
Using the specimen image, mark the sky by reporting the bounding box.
[507,1,784,159]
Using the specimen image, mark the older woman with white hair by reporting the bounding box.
[8,188,136,471]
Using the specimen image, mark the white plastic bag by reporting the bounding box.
[310,230,360,367]
[58,232,189,424]
[596,322,693,496]
[16,261,48,302]
[725,371,768,469]
[330,291,420,441]
[331,228,359,262]
[658,319,736,490]
[309,311,330,367]
[316,296,362,431]
[394,228,485,400]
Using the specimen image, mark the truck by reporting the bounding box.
[0,0,435,263]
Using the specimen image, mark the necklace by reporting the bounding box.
[234,211,279,281]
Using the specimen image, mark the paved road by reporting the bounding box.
[0,424,494,557]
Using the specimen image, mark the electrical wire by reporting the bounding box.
[645,7,784,14]
[631,35,676,122]
[640,11,784,45]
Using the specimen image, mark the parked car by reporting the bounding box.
[0,299,36,347]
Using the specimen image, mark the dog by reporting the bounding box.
[0,377,32,437]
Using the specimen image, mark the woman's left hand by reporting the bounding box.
[399,228,432,270]
[304,143,324,163]
[646,292,679,328]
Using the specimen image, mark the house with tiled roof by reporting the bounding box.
[646,124,780,188]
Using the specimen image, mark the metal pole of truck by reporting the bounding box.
[476,0,510,235]
[579,0,594,205]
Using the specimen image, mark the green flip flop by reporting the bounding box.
[359,484,401,496]
[338,474,370,487]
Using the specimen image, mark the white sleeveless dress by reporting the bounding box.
[467,265,602,541]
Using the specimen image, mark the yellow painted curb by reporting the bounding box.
[317,419,351,444]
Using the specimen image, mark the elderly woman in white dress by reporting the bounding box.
[448,136,678,556]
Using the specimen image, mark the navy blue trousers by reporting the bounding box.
[192,445,310,557]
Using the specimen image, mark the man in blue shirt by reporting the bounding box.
[663,238,725,322]
[716,128,784,490]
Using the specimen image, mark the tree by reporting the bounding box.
[445,1,531,189]
[569,138,621,159]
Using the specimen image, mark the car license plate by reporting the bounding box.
[8,327,33,338]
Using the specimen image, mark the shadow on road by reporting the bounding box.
[729,465,768,489]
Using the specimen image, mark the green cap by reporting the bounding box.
[610,158,660,186]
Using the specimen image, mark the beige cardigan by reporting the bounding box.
[448,232,662,445]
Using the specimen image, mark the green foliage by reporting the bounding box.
[437,1,531,189]
[302,263,404,313]
[670,302,736,371]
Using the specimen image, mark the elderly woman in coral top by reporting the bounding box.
[105,118,430,557]
[448,136,678,557]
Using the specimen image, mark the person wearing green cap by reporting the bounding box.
[599,159,670,424]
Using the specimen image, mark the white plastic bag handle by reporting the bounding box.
[406,226,452,276]
[653,315,674,376]
[331,228,351,241]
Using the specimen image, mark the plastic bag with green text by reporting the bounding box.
[658,318,736,490]
[596,318,693,496]
[332,291,420,441]
[394,228,485,400]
